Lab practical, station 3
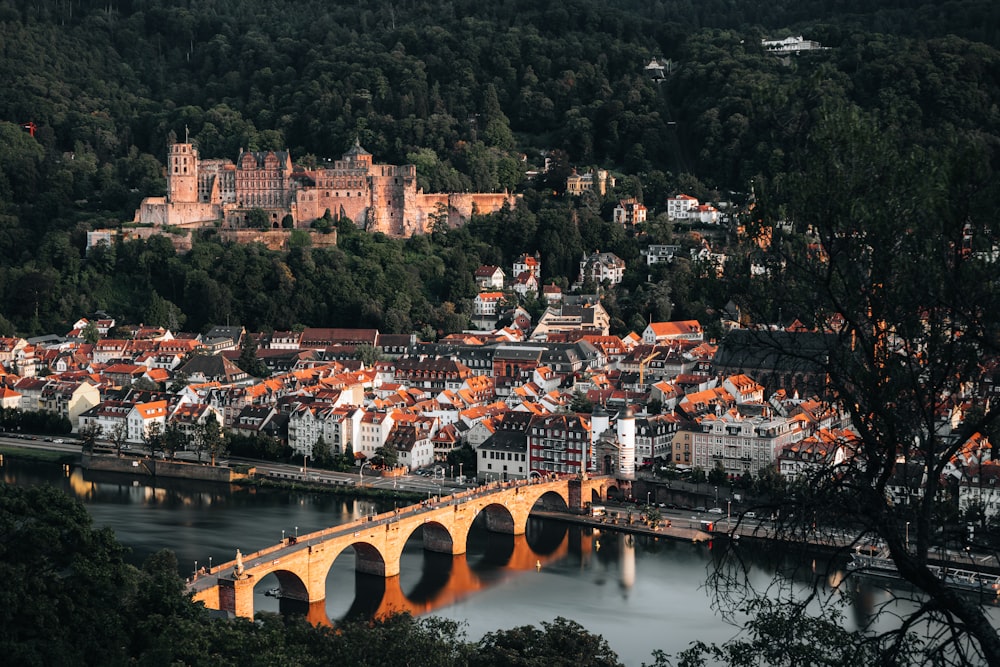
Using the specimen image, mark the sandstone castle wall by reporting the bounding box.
[134,139,520,238]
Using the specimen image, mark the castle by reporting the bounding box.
[134,136,519,237]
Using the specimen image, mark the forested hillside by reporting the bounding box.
[0,0,998,335]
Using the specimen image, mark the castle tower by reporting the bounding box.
[616,407,636,478]
[167,134,199,204]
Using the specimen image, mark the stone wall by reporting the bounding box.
[83,454,250,483]
[217,229,338,250]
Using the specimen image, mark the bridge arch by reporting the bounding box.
[417,521,455,555]
[349,541,388,576]
[256,568,308,602]
[479,501,516,533]
[533,489,571,511]
[381,519,461,571]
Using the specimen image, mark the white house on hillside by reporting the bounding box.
[578,251,625,286]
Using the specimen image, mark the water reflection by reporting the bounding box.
[256,520,581,624]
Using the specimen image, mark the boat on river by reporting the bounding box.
[848,546,1000,596]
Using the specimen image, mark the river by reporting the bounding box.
[0,457,958,665]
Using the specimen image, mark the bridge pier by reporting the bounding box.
[485,509,517,534]
[218,575,256,619]
[355,542,390,577]
[423,522,463,554]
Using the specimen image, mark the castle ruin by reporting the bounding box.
[134,138,519,237]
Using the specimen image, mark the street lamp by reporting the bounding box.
[295,526,298,538]
[906,521,910,551]
[714,485,718,506]
[360,460,370,486]
[647,491,651,507]
[459,462,463,480]
[282,529,285,542]
[209,556,212,571]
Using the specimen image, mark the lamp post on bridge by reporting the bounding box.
[282,529,285,542]
[360,460,370,487]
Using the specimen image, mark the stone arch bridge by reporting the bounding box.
[189,476,615,619]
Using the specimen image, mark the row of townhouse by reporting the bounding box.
[78,395,223,446]
[474,405,683,483]
[10,316,878,484]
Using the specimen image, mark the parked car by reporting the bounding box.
[695,506,707,512]
[744,511,757,519]
[708,507,723,514]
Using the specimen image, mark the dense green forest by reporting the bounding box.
[0,0,998,335]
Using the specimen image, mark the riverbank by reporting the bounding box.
[0,444,78,464]
[236,474,426,503]
[531,509,712,543]
[82,453,249,483]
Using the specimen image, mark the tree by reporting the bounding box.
[707,461,727,486]
[338,442,356,472]
[446,444,476,479]
[355,342,381,367]
[373,441,399,469]
[237,331,268,378]
[247,208,270,229]
[0,485,137,666]
[470,617,622,667]
[197,414,225,465]
[675,599,906,667]
[312,435,334,469]
[78,422,102,454]
[161,422,188,460]
[81,320,100,344]
[720,107,1000,664]
[143,421,164,459]
[109,421,129,457]
[570,391,593,413]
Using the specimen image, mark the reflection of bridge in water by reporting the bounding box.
[188,477,616,620]
[290,530,589,626]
